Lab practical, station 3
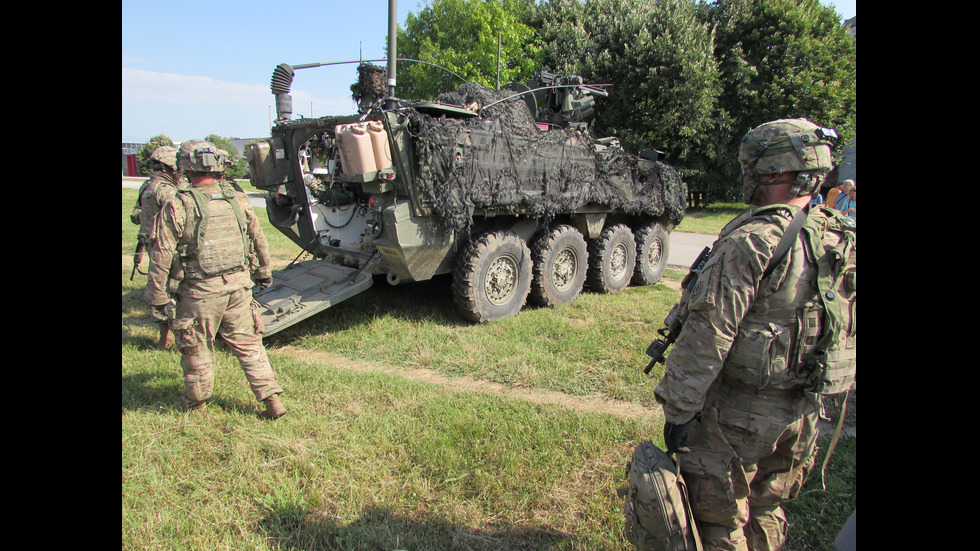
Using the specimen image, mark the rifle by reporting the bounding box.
[643,246,712,374]
[131,240,146,281]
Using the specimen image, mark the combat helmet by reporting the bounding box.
[178,140,227,174]
[216,148,234,170]
[149,145,178,171]
[738,118,838,203]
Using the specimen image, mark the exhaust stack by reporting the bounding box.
[271,63,294,123]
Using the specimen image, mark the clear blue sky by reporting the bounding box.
[122,0,856,144]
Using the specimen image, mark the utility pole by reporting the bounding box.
[387,0,397,109]
[496,34,501,90]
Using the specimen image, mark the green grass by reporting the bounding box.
[673,202,746,236]
[122,188,854,550]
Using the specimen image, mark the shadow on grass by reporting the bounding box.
[120,371,262,418]
[260,270,655,348]
[262,273,503,347]
[258,504,575,551]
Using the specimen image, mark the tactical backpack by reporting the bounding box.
[620,440,702,551]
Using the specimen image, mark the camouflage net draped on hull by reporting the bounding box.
[407,82,687,236]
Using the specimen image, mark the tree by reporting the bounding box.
[394,0,545,100]
[700,0,856,201]
[136,135,175,177]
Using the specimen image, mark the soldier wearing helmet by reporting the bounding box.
[652,119,856,550]
[130,144,185,349]
[145,140,287,420]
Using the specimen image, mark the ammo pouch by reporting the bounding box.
[724,320,795,389]
[805,264,856,395]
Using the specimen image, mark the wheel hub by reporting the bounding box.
[486,254,518,305]
[610,242,628,277]
[647,239,662,265]
[552,248,578,291]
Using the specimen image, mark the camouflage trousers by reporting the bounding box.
[148,297,174,330]
[678,381,819,551]
[170,288,282,406]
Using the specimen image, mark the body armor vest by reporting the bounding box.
[174,185,249,280]
[721,205,855,395]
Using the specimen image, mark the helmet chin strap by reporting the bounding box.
[742,171,791,204]
[745,171,824,205]
[788,171,825,198]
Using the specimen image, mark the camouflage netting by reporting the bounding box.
[351,64,387,109]
[405,82,686,236]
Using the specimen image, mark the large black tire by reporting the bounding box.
[586,224,636,294]
[452,230,533,323]
[632,222,670,286]
[529,225,588,307]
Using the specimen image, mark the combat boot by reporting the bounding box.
[172,398,207,412]
[261,394,287,420]
[157,326,173,350]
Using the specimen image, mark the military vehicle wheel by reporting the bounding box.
[529,225,588,307]
[586,224,636,294]
[633,222,670,285]
[452,230,532,323]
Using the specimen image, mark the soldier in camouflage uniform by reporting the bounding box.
[654,119,855,551]
[145,140,287,420]
[130,145,185,349]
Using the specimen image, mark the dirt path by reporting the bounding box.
[277,347,660,422]
[275,346,852,439]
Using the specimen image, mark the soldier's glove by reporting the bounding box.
[664,420,693,455]
[255,277,272,291]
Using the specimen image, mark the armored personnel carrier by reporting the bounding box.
[246,63,686,336]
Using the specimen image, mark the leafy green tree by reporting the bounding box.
[204,134,249,180]
[136,135,175,177]
[700,0,856,201]
[536,0,721,192]
[394,0,545,100]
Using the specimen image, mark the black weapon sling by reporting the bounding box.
[762,205,809,282]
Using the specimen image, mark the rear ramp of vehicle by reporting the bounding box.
[252,259,374,336]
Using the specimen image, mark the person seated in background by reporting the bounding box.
[840,186,856,225]
[825,179,849,208]
[832,179,854,211]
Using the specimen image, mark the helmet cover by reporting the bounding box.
[149,145,178,170]
[738,118,837,202]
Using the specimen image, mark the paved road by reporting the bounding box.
[124,179,714,269]
[666,231,715,270]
